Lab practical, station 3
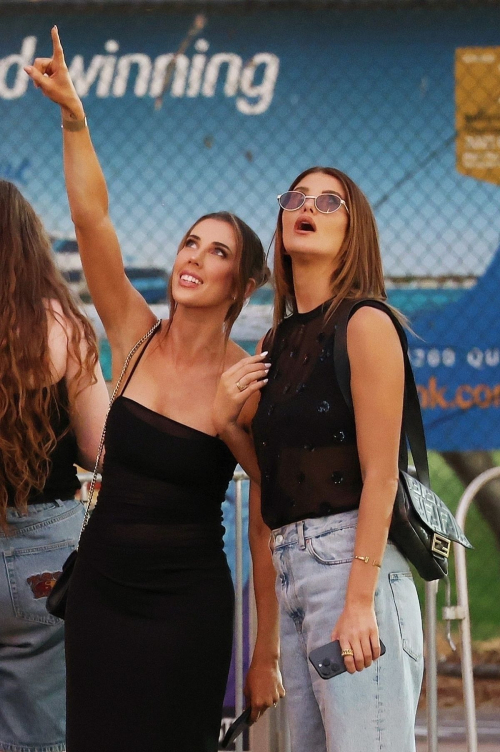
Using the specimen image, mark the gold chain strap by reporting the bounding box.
[78,319,162,540]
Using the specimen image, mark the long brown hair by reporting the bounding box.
[167,211,270,335]
[0,181,99,530]
[273,166,402,332]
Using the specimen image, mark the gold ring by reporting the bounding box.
[236,380,247,392]
[341,648,354,657]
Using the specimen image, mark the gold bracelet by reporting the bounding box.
[61,116,87,132]
[353,555,381,568]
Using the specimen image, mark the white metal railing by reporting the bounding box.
[233,471,246,752]
[425,467,500,752]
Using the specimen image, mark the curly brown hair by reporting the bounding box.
[0,181,99,530]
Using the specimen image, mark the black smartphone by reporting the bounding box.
[309,638,386,680]
[220,707,252,749]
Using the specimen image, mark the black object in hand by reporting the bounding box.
[221,707,252,749]
[309,638,386,679]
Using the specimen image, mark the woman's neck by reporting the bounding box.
[163,305,227,367]
[291,256,336,313]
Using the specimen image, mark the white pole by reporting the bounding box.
[425,580,440,752]
[454,466,500,752]
[234,473,245,752]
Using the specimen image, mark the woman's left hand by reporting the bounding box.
[212,352,270,437]
[331,602,381,674]
[244,662,285,724]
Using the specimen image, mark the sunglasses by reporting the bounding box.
[277,191,349,214]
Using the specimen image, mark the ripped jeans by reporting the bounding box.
[0,499,84,752]
[271,510,424,752]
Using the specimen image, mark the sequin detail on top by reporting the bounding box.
[252,300,363,529]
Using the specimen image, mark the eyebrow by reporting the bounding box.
[294,185,343,198]
[188,234,233,253]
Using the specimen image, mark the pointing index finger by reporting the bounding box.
[51,26,65,63]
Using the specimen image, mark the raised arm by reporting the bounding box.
[25,27,155,358]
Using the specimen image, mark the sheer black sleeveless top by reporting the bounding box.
[252,300,363,529]
[6,379,80,506]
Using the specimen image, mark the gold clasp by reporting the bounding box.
[432,533,451,558]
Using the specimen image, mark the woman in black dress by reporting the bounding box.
[26,28,283,752]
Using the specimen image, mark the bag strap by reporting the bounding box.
[333,299,431,488]
[78,319,162,540]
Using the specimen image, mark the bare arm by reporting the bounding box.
[25,28,154,358]
[65,337,109,472]
[331,306,404,673]
[47,302,109,471]
[245,480,285,722]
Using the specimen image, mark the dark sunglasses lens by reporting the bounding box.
[316,194,342,213]
[280,191,305,211]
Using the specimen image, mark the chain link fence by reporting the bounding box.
[1,0,499,655]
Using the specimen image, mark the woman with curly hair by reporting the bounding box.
[0,179,108,752]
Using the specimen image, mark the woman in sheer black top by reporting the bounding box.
[27,27,284,752]
[218,167,424,752]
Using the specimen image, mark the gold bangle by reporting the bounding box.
[353,555,381,568]
[61,116,87,132]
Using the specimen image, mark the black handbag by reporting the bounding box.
[333,299,472,581]
[46,320,162,618]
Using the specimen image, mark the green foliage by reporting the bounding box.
[412,453,500,642]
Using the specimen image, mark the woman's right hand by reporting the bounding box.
[24,26,83,119]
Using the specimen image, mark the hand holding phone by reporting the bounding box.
[309,638,386,680]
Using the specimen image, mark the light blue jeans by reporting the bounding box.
[0,499,84,752]
[271,510,424,752]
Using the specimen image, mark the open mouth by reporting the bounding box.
[294,217,316,233]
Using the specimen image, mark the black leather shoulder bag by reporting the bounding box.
[333,298,472,581]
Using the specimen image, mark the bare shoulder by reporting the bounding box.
[348,304,395,335]
[348,305,400,345]
[45,299,71,379]
[347,305,403,369]
[225,339,252,368]
[255,333,268,356]
[45,298,70,340]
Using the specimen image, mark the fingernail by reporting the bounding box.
[24,65,32,72]
[260,351,268,357]
[263,379,268,384]
[264,363,271,368]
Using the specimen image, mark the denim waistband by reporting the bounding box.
[1,497,81,538]
[271,509,359,550]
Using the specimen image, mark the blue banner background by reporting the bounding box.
[1,5,499,447]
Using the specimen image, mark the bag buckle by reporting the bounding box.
[432,533,451,558]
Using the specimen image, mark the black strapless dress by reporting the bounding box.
[65,389,236,752]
